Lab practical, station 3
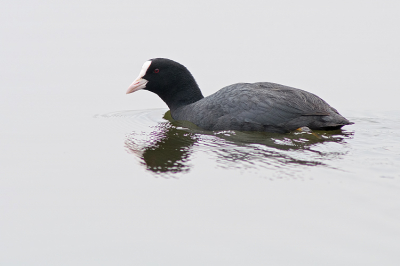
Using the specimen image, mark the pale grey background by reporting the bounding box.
[2,0,399,111]
[1,1,400,265]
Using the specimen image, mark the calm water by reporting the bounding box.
[2,93,399,265]
[98,108,400,180]
[2,1,400,265]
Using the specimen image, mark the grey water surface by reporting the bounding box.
[2,1,400,265]
[100,108,400,180]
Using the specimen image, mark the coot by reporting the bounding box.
[127,58,353,133]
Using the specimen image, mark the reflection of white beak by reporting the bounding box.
[126,77,148,94]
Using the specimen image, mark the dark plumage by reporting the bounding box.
[127,58,353,133]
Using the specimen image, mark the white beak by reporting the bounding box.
[126,77,148,94]
[126,60,152,94]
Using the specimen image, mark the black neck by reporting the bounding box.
[156,79,204,112]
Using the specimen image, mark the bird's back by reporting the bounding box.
[173,82,352,133]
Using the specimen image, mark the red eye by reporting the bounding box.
[154,69,159,73]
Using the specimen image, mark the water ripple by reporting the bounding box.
[97,109,359,178]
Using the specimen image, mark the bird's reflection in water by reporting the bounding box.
[125,122,196,174]
[125,111,354,175]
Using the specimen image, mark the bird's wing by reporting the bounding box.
[217,83,334,127]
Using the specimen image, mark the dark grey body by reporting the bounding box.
[172,82,352,133]
[129,58,353,133]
